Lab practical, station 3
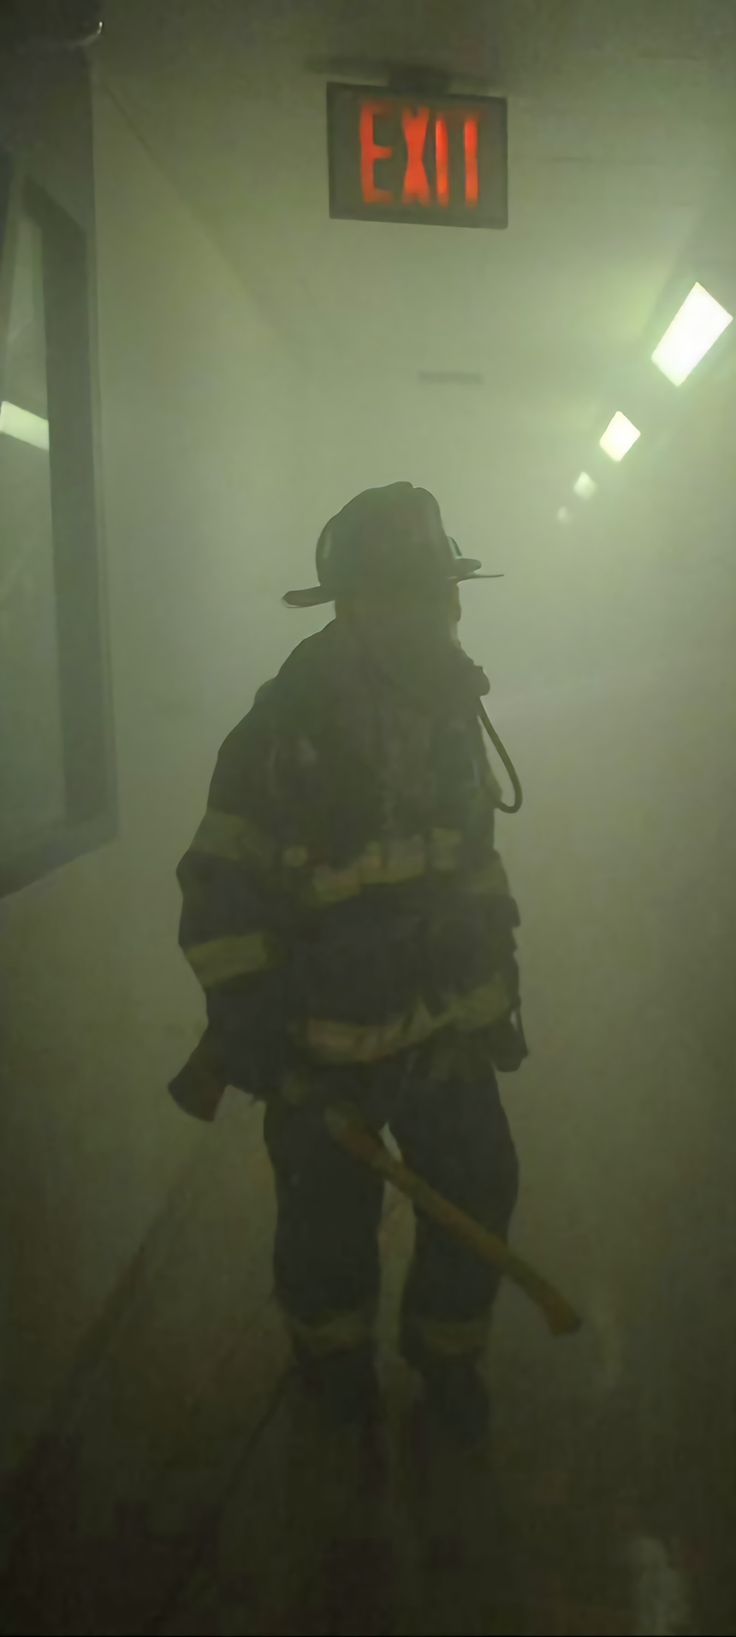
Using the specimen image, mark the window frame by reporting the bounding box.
[0,154,116,896]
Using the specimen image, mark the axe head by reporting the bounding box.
[169,1028,226,1123]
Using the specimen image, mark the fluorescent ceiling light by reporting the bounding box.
[0,400,50,451]
[573,471,597,500]
[600,410,641,462]
[652,282,733,386]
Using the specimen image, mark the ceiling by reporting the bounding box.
[96,0,736,546]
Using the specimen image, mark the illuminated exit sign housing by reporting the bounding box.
[326,82,508,230]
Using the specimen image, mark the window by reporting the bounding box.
[0,162,115,894]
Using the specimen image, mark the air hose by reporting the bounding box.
[356,630,523,814]
[478,701,523,815]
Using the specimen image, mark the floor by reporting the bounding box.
[1,1099,734,1636]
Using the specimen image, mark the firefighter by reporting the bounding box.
[175,483,526,1441]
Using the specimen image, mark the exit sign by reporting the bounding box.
[326,82,508,230]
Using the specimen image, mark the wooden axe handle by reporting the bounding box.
[324,1105,582,1339]
[170,1034,582,1337]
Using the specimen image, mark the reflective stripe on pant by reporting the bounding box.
[263,1060,518,1364]
[288,1305,375,1359]
[401,1312,492,1362]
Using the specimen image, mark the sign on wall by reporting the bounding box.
[326,82,508,230]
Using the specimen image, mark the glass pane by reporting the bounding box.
[0,212,67,850]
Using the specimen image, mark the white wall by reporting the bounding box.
[0,86,309,1476]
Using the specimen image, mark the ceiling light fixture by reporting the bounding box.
[0,401,50,451]
[573,471,597,500]
[652,282,733,386]
[599,411,641,462]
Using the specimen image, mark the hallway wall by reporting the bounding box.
[0,85,307,1477]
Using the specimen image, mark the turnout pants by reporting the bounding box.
[263,1052,519,1369]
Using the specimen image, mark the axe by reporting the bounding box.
[170,1032,581,1339]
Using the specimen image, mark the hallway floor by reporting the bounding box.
[1,1102,734,1636]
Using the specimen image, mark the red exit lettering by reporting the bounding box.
[435,115,450,206]
[464,113,479,205]
[401,107,431,203]
[359,102,394,204]
[359,102,482,210]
